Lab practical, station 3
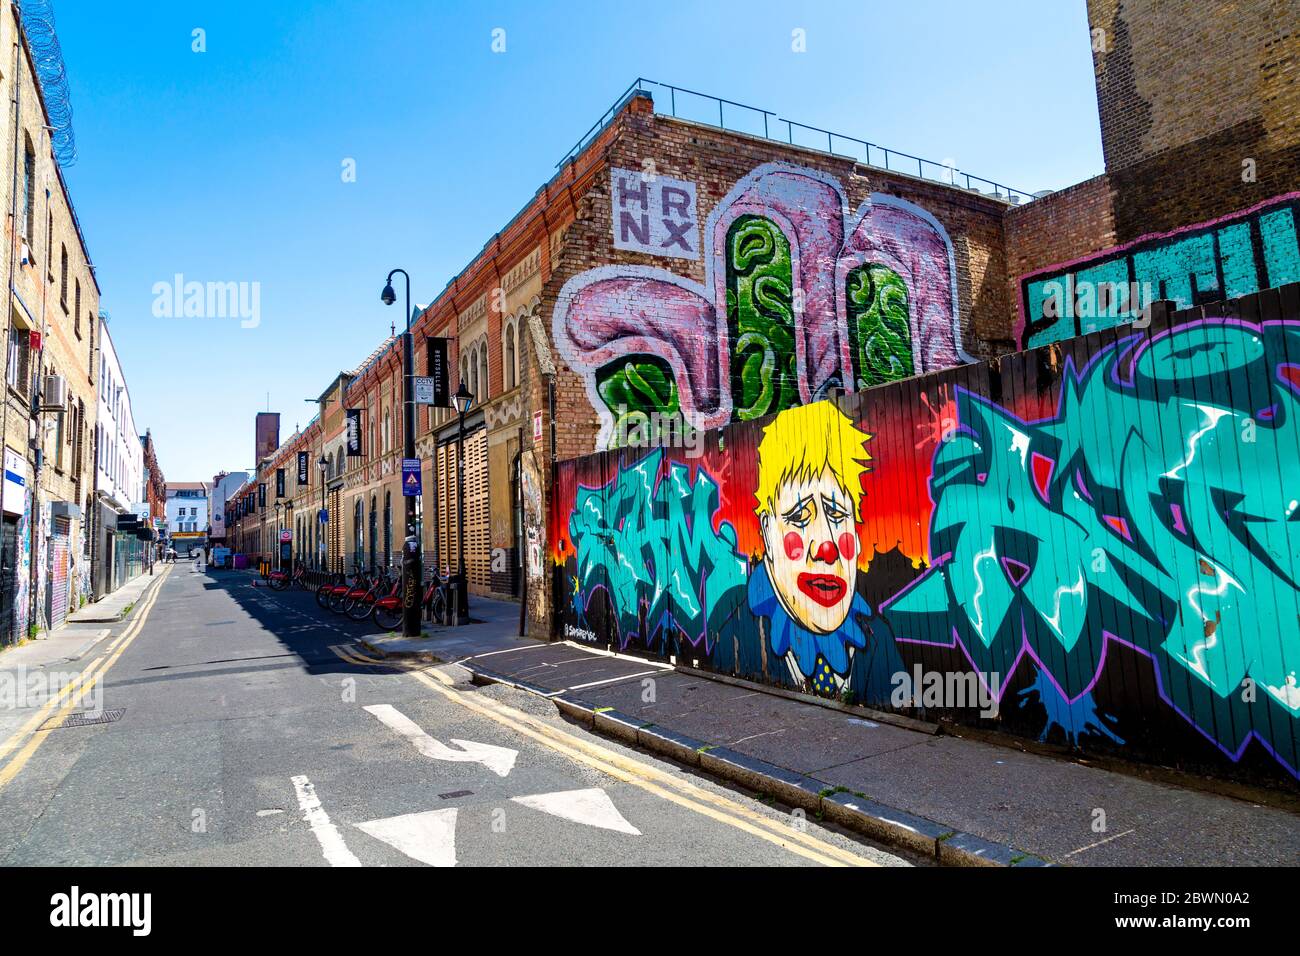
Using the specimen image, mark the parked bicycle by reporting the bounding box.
[345,570,396,621]
[423,571,455,625]
[316,569,352,609]
[329,569,376,614]
[265,560,307,592]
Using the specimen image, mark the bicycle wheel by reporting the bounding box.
[373,603,402,632]
[316,582,335,608]
[428,587,447,625]
[347,595,376,621]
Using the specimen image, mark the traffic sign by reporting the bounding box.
[401,458,422,497]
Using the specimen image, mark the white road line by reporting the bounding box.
[566,670,664,691]
[459,644,554,660]
[1060,827,1136,860]
[363,703,518,777]
[355,809,458,867]
[559,640,675,669]
[291,774,362,867]
[511,787,641,835]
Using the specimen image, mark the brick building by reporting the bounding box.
[0,5,100,638]
[227,0,1298,638]
[140,428,166,535]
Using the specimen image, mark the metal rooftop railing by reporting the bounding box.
[557,78,1038,205]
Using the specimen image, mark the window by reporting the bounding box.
[21,139,35,242]
[60,245,68,309]
[383,492,391,569]
[74,281,81,338]
[505,323,517,390]
[6,328,31,397]
[479,342,489,402]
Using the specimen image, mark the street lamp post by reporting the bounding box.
[381,269,423,638]
[317,455,328,572]
[452,381,474,626]
[274,502,284,572]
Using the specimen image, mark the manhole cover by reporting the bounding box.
[41,708,125,730]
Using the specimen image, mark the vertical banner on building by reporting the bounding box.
[258,484,266,509]
[426,337,450,407]
[297,451,309,486]
[275,468,285,498]
[345,409,363,456]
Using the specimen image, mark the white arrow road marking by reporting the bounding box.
[355,809,458,867]
[290,775,361,867]
[363,703,517,777]
[511,787,641,835]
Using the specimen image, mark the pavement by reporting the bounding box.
[359,590,1300,867]
[67,566,164,623]
[0,564,909,867]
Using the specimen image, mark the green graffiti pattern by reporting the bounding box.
[595,356,680,448]
[846,264,913,388]
[725,215,798,420]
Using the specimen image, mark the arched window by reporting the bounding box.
[382,412,390,453]
[469,349,479,402]
[368,495,378,572]
[505,323,517,390]
[383,492,392,570]
[353,499,363,569]
[479,341,489,401]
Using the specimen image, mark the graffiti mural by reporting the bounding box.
[554,162,971,447]
[553,303,1300,783]
[1018,192,1299,350]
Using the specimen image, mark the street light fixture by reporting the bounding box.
[381,268,423,637]
[317,454,328,571]
[452,380,474,626]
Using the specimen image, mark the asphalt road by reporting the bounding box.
[0,565,912,867]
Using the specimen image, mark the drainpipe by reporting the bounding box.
[1,16,21,640]
[27,122,52,634]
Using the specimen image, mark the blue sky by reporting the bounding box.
[57,0,1103,482]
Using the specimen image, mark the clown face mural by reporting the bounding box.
[749,403,873,694]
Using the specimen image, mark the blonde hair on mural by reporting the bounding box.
[754,402,871,517]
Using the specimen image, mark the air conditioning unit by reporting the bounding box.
[19,242,32,266]
[41,373,68,410]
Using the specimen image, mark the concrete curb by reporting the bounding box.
[67,570,167,624]
[357,634,441,663]
[461,662,1050,867]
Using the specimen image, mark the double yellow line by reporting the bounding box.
[0,566,170,791]
[332,644,880,867]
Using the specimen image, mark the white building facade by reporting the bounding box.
[208,470,251,545]
[166,482,209,553]
[91,321,146,598]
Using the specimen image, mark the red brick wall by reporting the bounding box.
[1003,175,1118,341]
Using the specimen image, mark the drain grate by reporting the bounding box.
[41,708,125,731]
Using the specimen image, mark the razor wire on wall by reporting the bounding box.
[19,0,76,167]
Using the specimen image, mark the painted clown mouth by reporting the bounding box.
[797,573,847,607]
